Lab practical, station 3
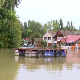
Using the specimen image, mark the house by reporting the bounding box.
[61,35,80,49]
[24,30,80,48]
[55,30,80,49]
[43,30,66,47]
[43,31,56,47]
[24,36,44,47]
[34,38,43,47]
[43,30,80,48]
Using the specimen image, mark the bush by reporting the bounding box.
[0,41,4,48]
[53,45,57,49]
[41,40,47,47]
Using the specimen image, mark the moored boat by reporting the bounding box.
[14,47,67,57]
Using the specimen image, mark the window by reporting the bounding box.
[66,43,75,46]
[71,43,75,46]
[48,37,51,40]
[44,37,47,40]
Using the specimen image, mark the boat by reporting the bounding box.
[14,47,67,58]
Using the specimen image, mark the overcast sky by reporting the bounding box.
[16,0,80,29]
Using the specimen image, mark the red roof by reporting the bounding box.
[61,35,80,43]
[25,37,28,41]
[56,30,63,36]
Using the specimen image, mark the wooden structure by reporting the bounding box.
[14,47,67,57]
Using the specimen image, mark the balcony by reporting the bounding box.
[54,41,57,43]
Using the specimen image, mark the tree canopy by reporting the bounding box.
[0,8,21,48]
[21,19,79,40]
[0,0,79,48]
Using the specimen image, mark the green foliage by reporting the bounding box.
[0,0,5,7]
[21,20,47,39]
[53,20,60,32]
[53,45,57,49]
[0,41,4,48]
[31,32,41,38]
[28,20,44,38]
[26,30,32,38]
[21,18,79,40]
[41,40,47,47]
[20,39,25,46]
[21,22,28,39]
[47,21,53,30]
[59,18,63,29]
[0,7,21,48]
[3,0,22,11]
[61,42,65,45]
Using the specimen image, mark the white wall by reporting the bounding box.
[43,33,53,43]
[61,46,71,49]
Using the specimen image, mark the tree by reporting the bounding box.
[21,22,28,39]
[30,32,41,39]
[24,22,27,29]
[0,0,5,7]
[52,20,59,32]
[45,20,59,32]
[28,20,43,38]
[66,21,70,30]
[28,20,31,26]
[47,21,53,30]
[26,30,32,38]
[59,18,63,29]
[70,21,73,31]
[41,24,47,35]
[0,8,22,48]
[3,0,22,11]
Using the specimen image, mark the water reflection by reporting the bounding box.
[0,48,19,80]
[0,48,80,80]
[14,50,80,80]
[15,56,66,70]
[66,49,80,63]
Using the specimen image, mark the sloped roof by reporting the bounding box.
[48,31,56,36]
[26,38,43,42]
[56,30,63,36]
[34,38,43,42]
[25,37,28,41]
[60,30,80,36]
[61,35,80,43]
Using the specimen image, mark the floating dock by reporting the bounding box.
[14,47,67,58]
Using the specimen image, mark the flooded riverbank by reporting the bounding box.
[0,48,80,80]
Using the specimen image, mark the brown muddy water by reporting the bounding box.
[0,48,80,80]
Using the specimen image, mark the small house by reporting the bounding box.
[43,31,56,47]
[61,35,80,49]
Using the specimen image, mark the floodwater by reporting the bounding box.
[0,48,80,80]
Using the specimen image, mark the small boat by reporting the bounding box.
[14,47,67,58]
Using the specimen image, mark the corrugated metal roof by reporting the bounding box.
[61,35,80,43]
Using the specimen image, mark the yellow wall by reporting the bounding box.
[71,44,76,49]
